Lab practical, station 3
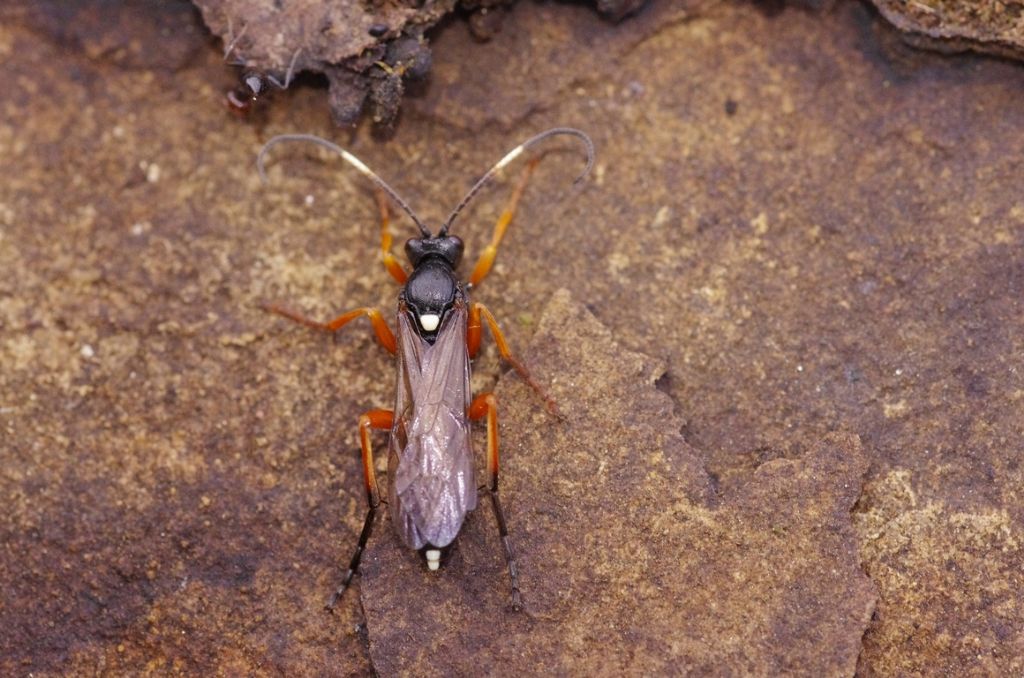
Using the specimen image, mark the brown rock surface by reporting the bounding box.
[361,290,876,675]
[2,0,1024,674]
[870,0,1024,59]
[405,1,700,130]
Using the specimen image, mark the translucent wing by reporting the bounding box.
[387,298,477,550]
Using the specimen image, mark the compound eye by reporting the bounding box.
[418,313,440,332]
[442,236,464,267]
[405,238,427,266]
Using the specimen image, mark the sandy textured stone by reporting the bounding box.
[871,0,1024,59]
[406,1,700,131]
[855,472,1024,675]
[360,290,876,675]
[2,0,1024,674]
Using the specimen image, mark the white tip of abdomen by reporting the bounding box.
[426,548,441,571]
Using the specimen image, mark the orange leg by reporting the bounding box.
[468,302,557,415]
[376,189,408,285]
[327,409,393,610]
[469,393,501,490]
[357,410,393,505]
[468,158,540,288]
[469,393,522,609]
[263,303,397,355]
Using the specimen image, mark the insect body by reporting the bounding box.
[225,71,273,113]
[222,21,302,115]
[257,128,594,609]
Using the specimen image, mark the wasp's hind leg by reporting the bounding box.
[469,393,523,610]
[326,409,393,611]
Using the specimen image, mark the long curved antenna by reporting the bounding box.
[439,127,595,237]
[257,134,431,238]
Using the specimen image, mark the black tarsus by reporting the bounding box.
[486,487,523,611]
[326,500,379,611]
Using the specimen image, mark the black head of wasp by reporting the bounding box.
[256,128,594,611]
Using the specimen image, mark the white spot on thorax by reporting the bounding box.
[419,314,440,332]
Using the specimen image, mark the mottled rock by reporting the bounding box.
[855,472,1024,675]
[360,291,876,675]
[871,0,1024,59]
[3,0,1024,674]
[408,1,700,130]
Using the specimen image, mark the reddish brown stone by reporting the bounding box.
[871,0,1024,59]
[2,0,1024,674]
[360,291,876,675]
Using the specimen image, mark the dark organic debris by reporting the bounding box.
[194,0,652,125]
[194,0,457,125]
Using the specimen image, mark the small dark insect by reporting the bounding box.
[225,71,272,113]
[222,21,302,114]
[257,128,594,610]
[224,49,301,114]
